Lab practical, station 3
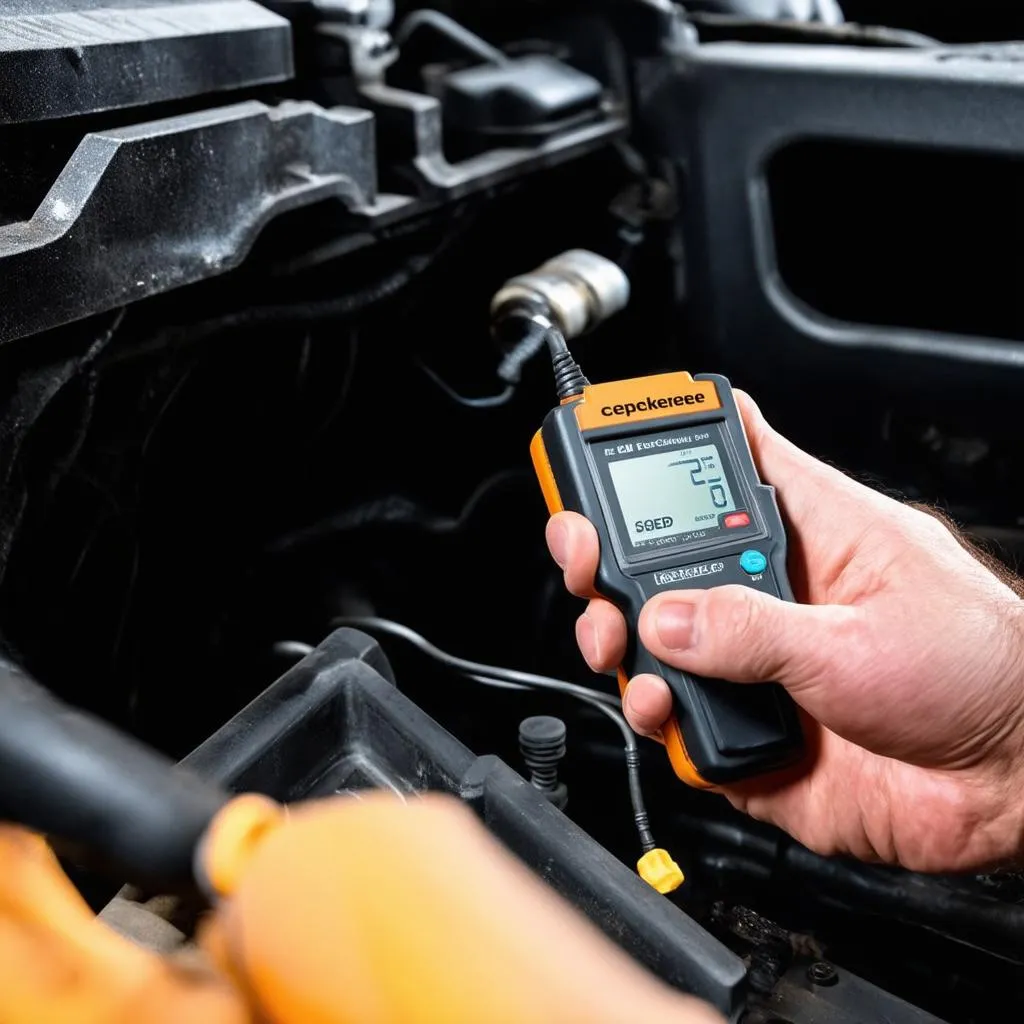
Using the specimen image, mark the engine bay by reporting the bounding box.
[2,1,1023,1021]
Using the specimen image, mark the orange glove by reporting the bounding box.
[199,793,723,1024]
[0,794,722,1024]
[0,825,246,1024]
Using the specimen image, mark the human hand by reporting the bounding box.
[545,393,1024,872]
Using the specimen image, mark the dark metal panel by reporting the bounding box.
[764,962,948,1024]
[0,0,294,123]
[0,100,378,342]
[360,80,626,199]
[0,96,624,344]
[638,43,1024,380]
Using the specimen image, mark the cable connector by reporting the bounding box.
[490,250,630,342]
[490,249,628,401]
[493,313,588,401]
[637,848,684,895]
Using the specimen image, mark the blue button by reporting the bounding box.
[739,550,768,576]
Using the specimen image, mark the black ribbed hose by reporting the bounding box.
[0,661,227,887]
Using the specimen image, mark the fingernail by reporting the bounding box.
[655,601,697,651]
[575,614,599,667]
[548,520,568,568]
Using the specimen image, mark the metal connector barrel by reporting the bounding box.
[491,249,630,341]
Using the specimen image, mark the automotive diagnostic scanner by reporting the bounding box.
[493,252,804,787]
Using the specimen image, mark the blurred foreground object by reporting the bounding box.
[0,794,721,1023]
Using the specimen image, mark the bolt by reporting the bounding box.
[807,961,838,987]
[519,716,568,810]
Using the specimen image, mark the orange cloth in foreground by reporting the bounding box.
[0,795,720,1024]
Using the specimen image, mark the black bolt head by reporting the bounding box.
[807,961,838,987]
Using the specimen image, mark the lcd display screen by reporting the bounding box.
[606,442,738,549]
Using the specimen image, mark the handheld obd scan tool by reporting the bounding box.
[494,252,804,788]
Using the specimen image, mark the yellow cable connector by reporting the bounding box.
[637,848,684,894]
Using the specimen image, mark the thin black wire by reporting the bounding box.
[264,468,527,555]
[464,673,655,854]
[100,259,426,368]
[325,616,658,854]
[495,316,552,385]
[102,200,483,368]
[415,359,516,409]
[417,313,573,409]
[493,313,588,401]
[308,330,360,439]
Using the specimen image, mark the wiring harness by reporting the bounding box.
[278,618,684,893]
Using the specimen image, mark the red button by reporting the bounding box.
[724,512,751,529]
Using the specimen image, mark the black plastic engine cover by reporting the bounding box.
[181,627,749,1016]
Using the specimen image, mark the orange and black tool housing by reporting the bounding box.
[531,370,804,787]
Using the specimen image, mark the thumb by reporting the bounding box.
[637,586,861,690]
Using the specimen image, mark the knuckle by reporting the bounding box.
[903,503,958,546]
[703,587,783,679]
[706,585,761,644]
[875,512,917,550]
[806,606,873,686]
[834,605,873,655]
